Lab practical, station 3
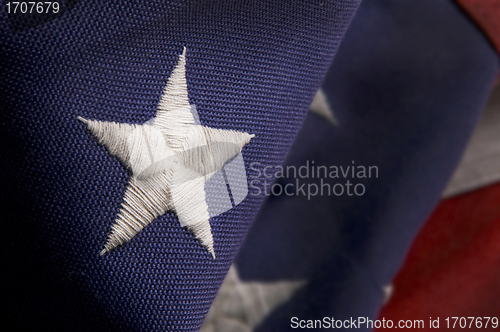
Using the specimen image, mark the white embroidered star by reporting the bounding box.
[79,48,254,258]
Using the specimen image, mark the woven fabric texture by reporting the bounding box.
[0,0,360,330]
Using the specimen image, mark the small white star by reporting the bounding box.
[79,48,254,258]
[309,89,337,125]
[200,266,306,331]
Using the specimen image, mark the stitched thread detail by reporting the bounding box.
[79,48,254,258]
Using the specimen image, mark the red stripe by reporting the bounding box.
[377,182,500,331]
[455,0,500,56]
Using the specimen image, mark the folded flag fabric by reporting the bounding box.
[377,181,500,331]
[0,1,361,330]
[233,0,500,330]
